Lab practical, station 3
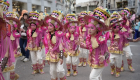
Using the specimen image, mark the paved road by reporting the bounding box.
[15,42,140,80]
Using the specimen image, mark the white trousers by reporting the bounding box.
[3,72,10,80]
[123,45,132,59]
[42,48,46,60]
[110,53,122,68]
[50,61,65,79]
[66,55,78,65]
[89,67,104,80]
[79,47,88,58]
[30,50,43,64]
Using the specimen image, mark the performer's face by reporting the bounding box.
[80,19,85,26]
[113,25,119,33]
[48,23,55,32]
[69,26,76,34]
[88,23,97,35]
[31,23,37,30]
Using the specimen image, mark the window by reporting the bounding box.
[132,0,135,6]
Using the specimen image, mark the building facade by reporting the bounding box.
[75,0,99,14]
[99,0,139,13]
[7,0,66,15]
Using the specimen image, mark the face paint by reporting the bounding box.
[69,26,76,34]
[48,23,55,32]
[88,23,97,35]
[88,23,96,30]
[31,23,37,30]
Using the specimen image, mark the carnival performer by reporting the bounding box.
[79,7,110,80]
[120,8,136,72]
[0,1,17,80]
[107,13,125,77]
[78,11,89,67]
[6,11,21,80]
[43,11,66,80]
[63,20,80,76]
[25,11,44,74]
[38,12,48,67]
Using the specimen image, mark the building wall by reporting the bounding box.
[8,0,65,14]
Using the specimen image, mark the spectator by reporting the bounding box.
[20,13,30,62]
[134,18,140,39]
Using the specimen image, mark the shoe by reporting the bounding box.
[116,72,120,77]
[15,73,19,80]
[83,62,87,67]
[128,65,135,72]
[40,69,44,74]
[78,62,83,67]
[121,67,124,72]
[23,58,29,62]
[20,56,25,61]
[67,71,71,77]
[32,70,37,74]
[111,69,115,75]
[73,71,78,76]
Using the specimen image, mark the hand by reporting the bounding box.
[38,47,41,51]
[75,40,80,45]
[128,29,133,33]
[71,51,76,55]
[80,38,84,42]
[60,59,63,65]
[25,47,28,51]
[47,60,50,65]
[98,55,105,63]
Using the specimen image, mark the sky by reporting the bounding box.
[76,0,89,4]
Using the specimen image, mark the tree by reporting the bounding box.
[65,0,75,14]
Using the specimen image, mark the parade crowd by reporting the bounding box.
[1,0,140,80]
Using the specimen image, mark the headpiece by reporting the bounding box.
[66,14,77,22]
[44,16,63,31]
[26,11,42,27]
[123,8,131,17]
[6,12,21,31]
[0,0,10,13]
[51,10,64,21]
[84,7,110,31]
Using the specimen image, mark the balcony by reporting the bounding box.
[108,1,128,9]
[44,0,52,3]
[56,0,64,6]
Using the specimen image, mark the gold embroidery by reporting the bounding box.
[3,65,14,72]
[67,50,80,57]
[14,53,22,58]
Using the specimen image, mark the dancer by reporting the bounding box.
[63,20,80,76]
[0,1,16,80]
[80,7,110,80]
[25,11,44,74]
[39,12,47,67]
[121,8,135,72]
[43,11,66,80]
[108,13,124,77]
[78,11,89,67]
[6,11,21,80]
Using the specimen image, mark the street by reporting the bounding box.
[15,42,140,80]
